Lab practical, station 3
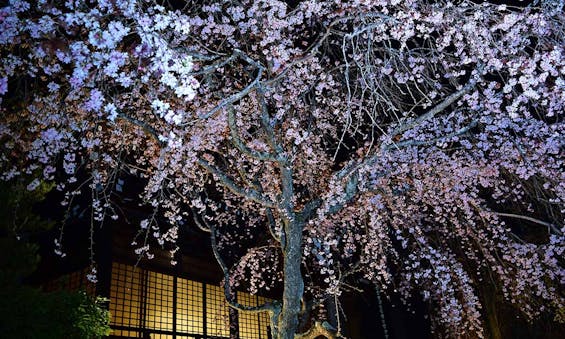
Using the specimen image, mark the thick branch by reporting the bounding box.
[257,85,285,157]
[256,85,288,245]
[387,65,483,140]
[116,113,164,147]
[189,206,211,233]
[228,106,277,161]
[205,216,277,314]
[384,120,478,151]
[301,172,359,221]
[196,158,277,208]
[198,50,265,120]
[329,172,359,215]
[182,49,228,61]
[189,54,237,76]
[295,321,340,339]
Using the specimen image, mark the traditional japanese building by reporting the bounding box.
[39,195,274,339]
[35,179,427,339]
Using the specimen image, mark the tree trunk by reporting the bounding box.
[277,220,304,339]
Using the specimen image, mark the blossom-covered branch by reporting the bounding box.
[2,1,564,338]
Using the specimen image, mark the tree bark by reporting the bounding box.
[277,220,305,339]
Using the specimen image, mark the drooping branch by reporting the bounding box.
[189,206,211,233]
[265,203,280,242]
[265,13,396,87]
[189,194,283,330]
[204,213,283,337]
[306,69,484,220]
[264,16,348,87]
[202,214,279,315]
[333,67,485,183]
[492,211,563,236]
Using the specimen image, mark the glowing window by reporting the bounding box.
[109,262,143,329]
[257,296,271,338]
[237,292,271,339]
[146,271,174,331]
[177,277,204,335]
[108,262,271,338]
[205,284,231,337]
[111,329,141,337]
[150,335,173,339]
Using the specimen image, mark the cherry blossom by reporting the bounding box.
[1,1,564,338]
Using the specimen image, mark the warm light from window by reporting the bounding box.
[177,277,204,335]
[145,271,174,332]
[110,263,142,329]
[206,284,231,337]
[108,262,271,338]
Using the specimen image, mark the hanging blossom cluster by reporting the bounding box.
[0,0,199,259]
[1,0,565,337]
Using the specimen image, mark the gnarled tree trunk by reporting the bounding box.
[277,220,305,339]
